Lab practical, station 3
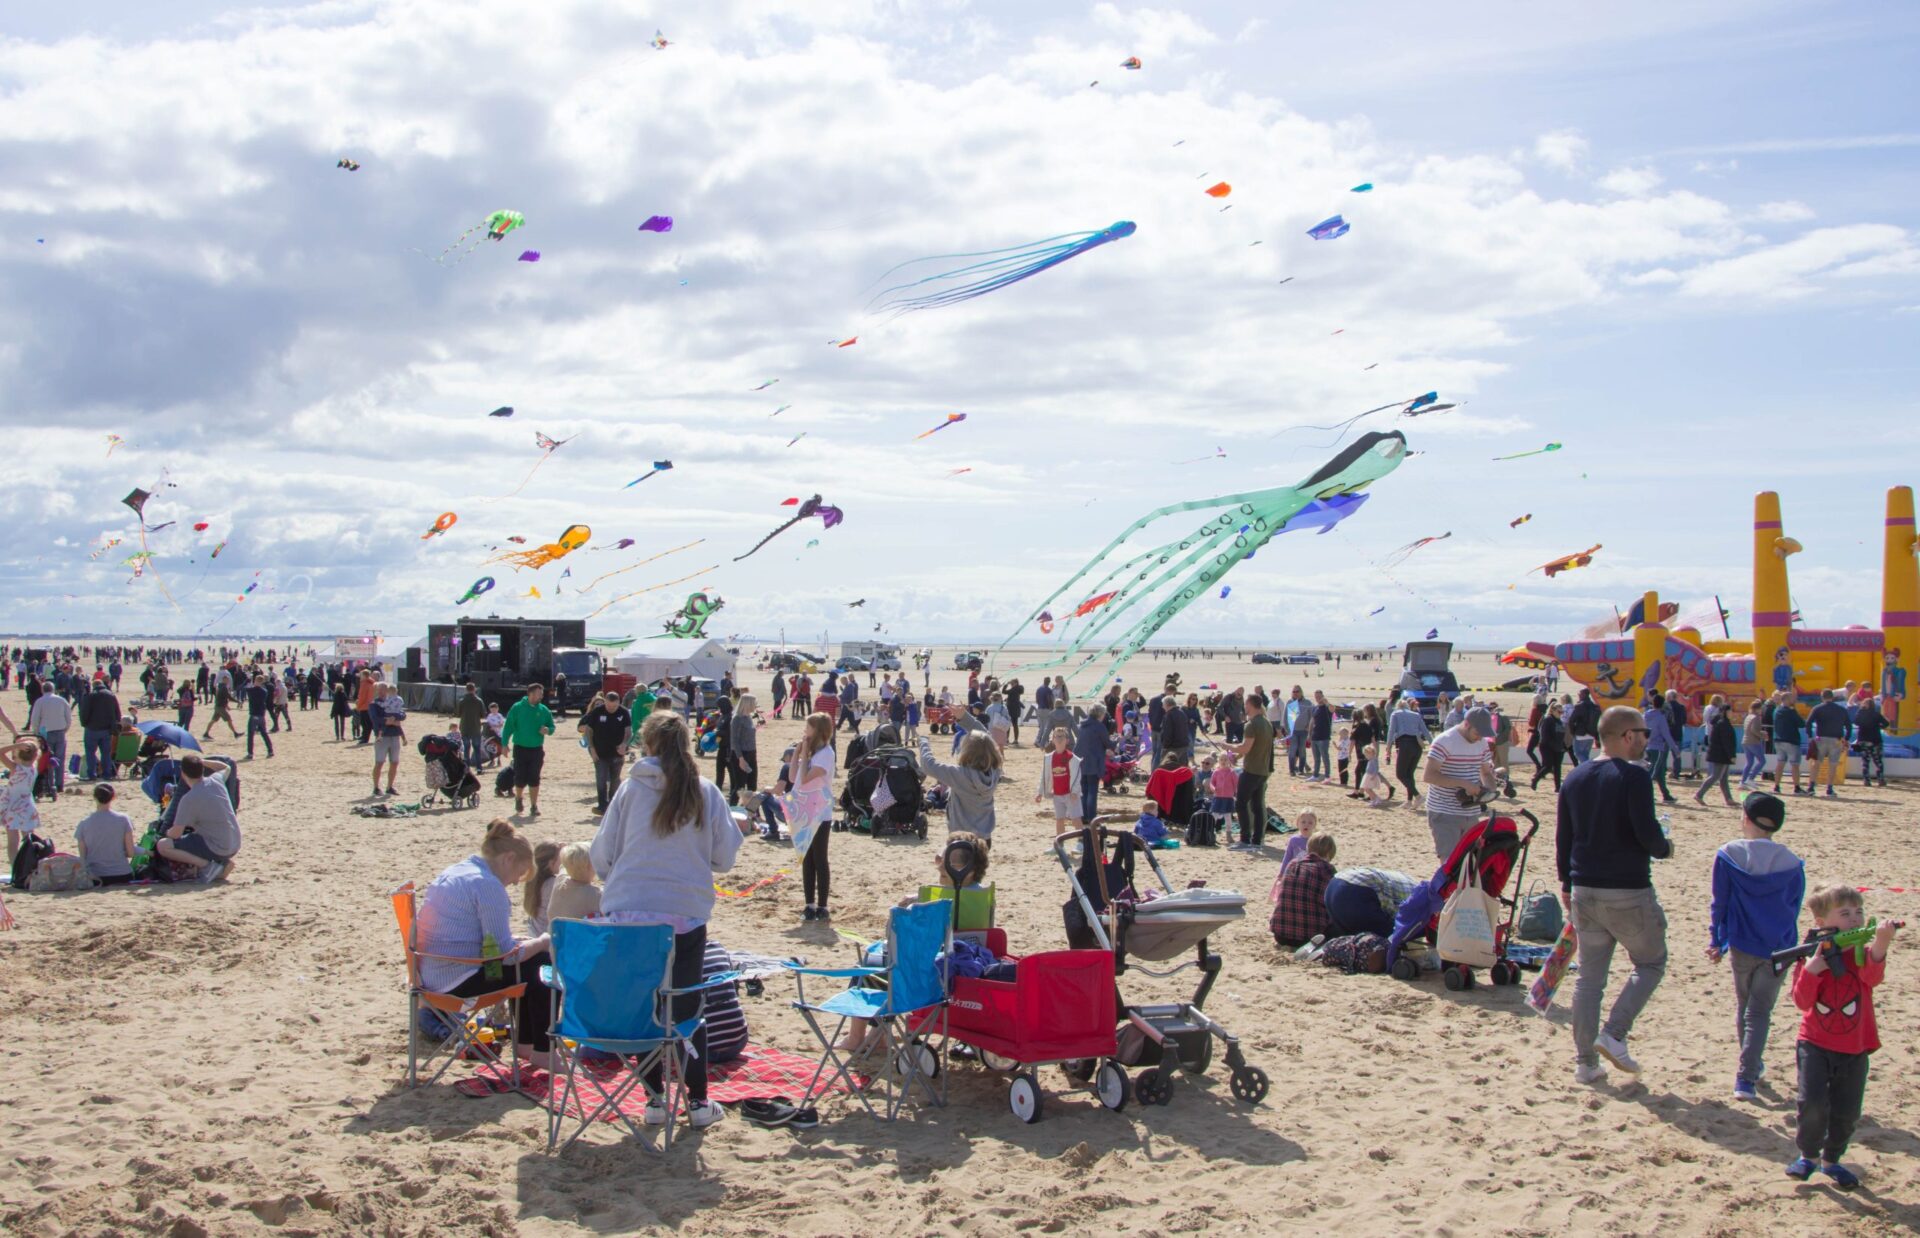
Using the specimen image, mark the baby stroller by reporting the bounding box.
[418,734,480,810]
[1386,809,1539,989]
[1102,729,1142,793]
[840,725,928,839]
[1056,821,1268,1107]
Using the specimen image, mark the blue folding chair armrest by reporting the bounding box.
[784,965,883,979]
[664,969,742,995]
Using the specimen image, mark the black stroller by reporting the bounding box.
[839,724,929,839]
[418,734,480,809]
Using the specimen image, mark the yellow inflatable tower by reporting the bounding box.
[1752,492,1801,701]
[1884,486,1918,734]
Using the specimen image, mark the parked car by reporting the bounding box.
[953,651,984,670]
[1251,651,1283,665]
[873,654,902,671]
[835,655,871,672]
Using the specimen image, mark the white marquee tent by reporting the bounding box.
[610,637,736,684]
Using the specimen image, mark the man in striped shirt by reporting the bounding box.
[1421,707,1497,860]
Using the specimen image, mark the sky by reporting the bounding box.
[2,0,1917,658]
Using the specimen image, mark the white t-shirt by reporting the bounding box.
[1424,725,1489,811]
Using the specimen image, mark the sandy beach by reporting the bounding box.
[2,645,1918,1235]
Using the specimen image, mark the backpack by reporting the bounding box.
[28,853,96,893]
[1186,809,1219,848]
[10,833,53,890]
[1516,887,1564,942]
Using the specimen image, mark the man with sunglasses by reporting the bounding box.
[1557,706,1673,1087]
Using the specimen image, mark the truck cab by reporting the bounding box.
[550,647,605,716]
[1398,640,1459,727]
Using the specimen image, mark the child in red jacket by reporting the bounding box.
[1787,885,1903,1188]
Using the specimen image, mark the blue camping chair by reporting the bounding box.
[542,920,739,1153]
[787,898,952,1120]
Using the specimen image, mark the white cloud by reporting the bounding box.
[1678,224,1919,299]
[1533,130,1589,172]
[1596,166,1664,197]
[1751,199,1814,223]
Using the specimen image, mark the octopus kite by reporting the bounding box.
[734,495,844,562]
[867,222,1136,317]
[996,430,1408,690]
[486,524,590,570]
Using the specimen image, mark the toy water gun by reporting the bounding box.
[1769,918,1902,975]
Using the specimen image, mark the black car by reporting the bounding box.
[1251,651,1283,665]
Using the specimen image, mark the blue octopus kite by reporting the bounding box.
[867,222,1136,317]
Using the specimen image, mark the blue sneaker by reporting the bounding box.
[1785,1157,1816,1181]
[1733,1079,1758,1102]
[1820,1163,1861,1190]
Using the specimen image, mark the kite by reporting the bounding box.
[915,413,967,440]
[582,564,718,622]
[431,209,525,264]
[1121,56,1142,69]
[1272,391,1454,448]
[650,29,669,49]
[491,430,574,499]
[1176,446,1227,465]
[575,538,706,592]
[422,512,458,540]
[714,872,787,899]
[1493,442,1562,461]
[786,433,808,448]
[1306,215,1350,240]
[1535,544,1602,578]
[1205,182,1231,198]
[192,521,210,533]
[487,524,590,570]
[752,379,779,391]
[122,551,153,574]
[1277,277,1295,285]
[1510,514,1533,529]
[517,251,540,262]
[593,538,637,551]
[1368,605,1387,616]
[847,599,866,608]
[947,467,973,477]
[489,406,514,417]
[867,221,1136,317]
[805,539,819,548]
[1380,532,1451,567]
[507,536,527,545]
[624,461,674,488]
[457,577,495,606]
[119,488,178,607]
[1426,628,1440,640]
[638,215,674,233]
[1038,610,1055,635]
[734,494,844,562]
[779,497,800,506]
[1074,592,1117,617]
[770,405,791,417]
[664,591,724,639]
[89,536,124,561]
[210,541,226,558]
[1351,183,1373,193]
[105,434,124,457]
[995,432,1408,690]
[833,337,858,348]
[519,587,542,600]
[336,159,360,171]
[1218,586,1231,599]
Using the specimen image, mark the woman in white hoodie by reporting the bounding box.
[590,712,752,1130]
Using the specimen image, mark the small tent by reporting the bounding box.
[611,637,736,685]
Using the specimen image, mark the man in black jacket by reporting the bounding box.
[1566,689,1602,767]
[1557,705,1672,1086]
[80,681,122,781]
[1158,694,1192,768]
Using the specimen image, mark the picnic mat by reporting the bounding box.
[456,1044,858,1114]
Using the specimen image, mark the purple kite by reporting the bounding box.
[517,251,540,262]
[638,216,674,234]
[1307,215,1350,240]
[734,494,843,562]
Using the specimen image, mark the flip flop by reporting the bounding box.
[740,1098,798,1128]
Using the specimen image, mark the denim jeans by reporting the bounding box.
[462,734,486,769]
[246,715,275,757]
[1647,749,1672,800]
[41,729,67,792]
[1080,774,1100,824]
[1730,947,1783,1086]
[592,756,624,811]
[1311,738,1331,779]
[1570,885,1668,1067]
[83,726,113,780]
[1739,743,1767,782]
[1571,737,1593,766]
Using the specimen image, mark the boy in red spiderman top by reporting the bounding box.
[1787,885,1904,1189]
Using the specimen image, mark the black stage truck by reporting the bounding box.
[416,617,604,715]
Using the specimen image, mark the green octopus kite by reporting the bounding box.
[663,590,723,639]
[997,430,1409,690]
[432,210,526,264]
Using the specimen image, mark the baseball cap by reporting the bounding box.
[1744,791,1786,832]
[1464,706,1495,737]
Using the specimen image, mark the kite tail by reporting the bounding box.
[733,514,807,563]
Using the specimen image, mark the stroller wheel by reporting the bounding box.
[1095,1061,1129,1111]
[1061,1057,1094,1083]
[980,1050,1019,1072]
[1134,1070,1173,1107]
[1443,966,1471,991]
[915,813,929,839]
[1390,955,1420,982]
[1229,1066,1270,1105]
[1177,1033,1213,1076]
[1490,960,1518,986]
[1008,1072,1043,1124]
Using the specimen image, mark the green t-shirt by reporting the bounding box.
[628,688,657,737]
[1243,714,1276,776]
[456,693,486,737]
[502,698,555,749]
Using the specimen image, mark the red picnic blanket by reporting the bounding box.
[455,1044,857,1116]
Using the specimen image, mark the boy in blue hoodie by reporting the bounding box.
[1705,791,1805,1101]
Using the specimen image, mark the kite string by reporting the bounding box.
[576,538,706,593]
[583,565,719,621]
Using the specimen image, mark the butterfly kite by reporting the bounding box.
[625,461,673,488]
[488,524,590,570]
[916,413,967,440]
[997,432,1408,689]
[1493,443,1562,461]
[867,222,1136,317]
[1380,532,1451,567]
[638,215,673,233]
[735,495,844,562]
[1534,544,1602,578]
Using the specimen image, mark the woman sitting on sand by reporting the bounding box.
[414,819,557,1076]
[588,712,753,1130]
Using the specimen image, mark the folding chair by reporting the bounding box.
[390,881,525,1089]
[788,899,951,1121]
[542,920,740,1154]
[111,731,143,779]
[917,884,996,935]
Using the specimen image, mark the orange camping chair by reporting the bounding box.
[391,881,527,1089]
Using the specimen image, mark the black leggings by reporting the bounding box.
[1533,750,1564,790]
[1394,736,1422,801]
[644,924,711,1102]
[803,822,831,908]
[333,712,347,740]
[445,955,554,1051]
